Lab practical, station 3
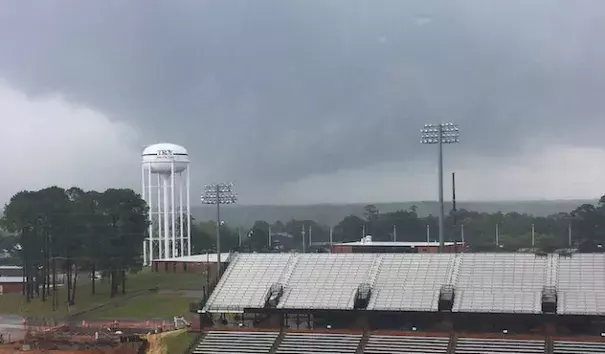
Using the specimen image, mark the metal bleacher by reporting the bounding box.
[553,340,605,354]
[204,254,292,312]
[364,334,449,354]
[276,332,362,354]
[453,253,549,314]
[455,337,545,354]
[557,254,605,315]
[278,254,376,310]
[367,254,455,311]
[203,252,605,315]
[192,330,279,354]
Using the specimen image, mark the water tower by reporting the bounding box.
[141,143,191,265]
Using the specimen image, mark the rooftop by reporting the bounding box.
[0,276,23,283]
[154,252,232,263]
[0,266,23,277]
[336,240,458,247]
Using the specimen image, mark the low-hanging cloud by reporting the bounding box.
[0,0,605,204]
[0,82,140,203]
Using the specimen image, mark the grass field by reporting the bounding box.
[163,329,201,354]
[87,292,196,320]
[0,270,206,320]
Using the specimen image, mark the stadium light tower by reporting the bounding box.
[201,183,237,280]
[421,122,459,252]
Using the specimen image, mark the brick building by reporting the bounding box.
[0,266,24,294]
[151,253,232,276]
[0,277,22,294]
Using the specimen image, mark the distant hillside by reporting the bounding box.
[191,199,593,227]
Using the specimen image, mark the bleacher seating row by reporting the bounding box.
[192,331,278,354]
[277,332,362,354]
[553,340,605,354]
[204,253,605,315]
[364,335,449,354]
[455,338,544,353]
[192,332,605,354]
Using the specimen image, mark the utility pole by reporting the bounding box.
[452,172,457,245]
[426,224,430,243]
[393,225,397,242]
[301,225,306,253]
[52,256,57,311]
[268,227,272,250]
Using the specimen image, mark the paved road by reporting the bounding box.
[0,315,25,342]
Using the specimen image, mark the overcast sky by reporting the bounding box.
[1,0,605,205]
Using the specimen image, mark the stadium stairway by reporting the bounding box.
[545,335,553,354]
[447,332,458,354]
[354,330,370,354]
[268,331,286,354]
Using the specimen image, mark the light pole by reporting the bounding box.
[201,183,237,281]
[421,122,459,252]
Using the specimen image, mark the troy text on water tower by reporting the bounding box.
[141,143,191,265]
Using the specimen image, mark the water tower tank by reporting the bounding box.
[142,143,189,174]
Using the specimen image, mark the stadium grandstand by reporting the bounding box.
[191,252,605,354]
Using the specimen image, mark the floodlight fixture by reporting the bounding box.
[420,122,460,252]
[201,182,237,280]
[421,123,460,144]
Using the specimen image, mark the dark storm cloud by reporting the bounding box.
[0,0,604,185]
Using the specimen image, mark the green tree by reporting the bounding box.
[1,190,39,302]
[334,215,364,243]
[379,209,424,242]
[249,220,270,251]
[95,188,148,297]
[190,220,214,253]
[2,186,149,306]
[571,197,605,252]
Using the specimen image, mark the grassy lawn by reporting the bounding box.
[0,270,206,319]
[163,329,201,354]
[86,293,195,320]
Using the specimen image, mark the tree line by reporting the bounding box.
[204,195,605,254]
[2,186,605,307]
[0,186,148,306]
